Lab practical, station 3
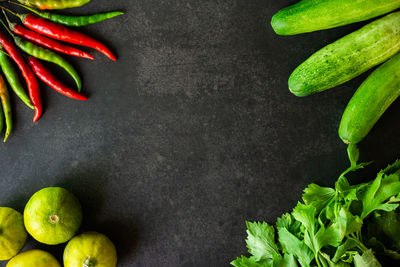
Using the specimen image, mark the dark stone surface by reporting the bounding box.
[0,0,399,266]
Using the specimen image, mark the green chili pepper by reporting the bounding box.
[0,50,34,109]
[17,0,91,10]
[11,3,124,27]
[0,73,12,142]
[14,36,82,91]
[0,99,3,135]
[44,11,124,27]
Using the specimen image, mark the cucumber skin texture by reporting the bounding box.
[271,0,400,35]
[288,12,400,97]
[339,53,400,144]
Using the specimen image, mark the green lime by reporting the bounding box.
[64,232,117,267]
[7,249,61,267]
[24,187,82,245]
[0,207,27,260]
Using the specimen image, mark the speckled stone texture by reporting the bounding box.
[0,1,399,266]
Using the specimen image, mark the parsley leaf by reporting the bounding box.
[360,173,400,219]
[333,238,358,262]
[231,256,267,267]
[353,250,381,267]
[277,254,298,267]
[276,213,303,239]
[381,159,400,176]
[245,221,282,263]
[277,228,313,267]
[292,203,317,233]
[302,184,335,213]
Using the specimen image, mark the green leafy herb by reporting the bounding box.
[231,256,265,267]
[245,221,282,263]
[232,154,400,267]
[276,214,313,267]
[353,250,381,267]
[360,173,400,219]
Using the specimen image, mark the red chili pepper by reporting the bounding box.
[10,23,94,60]
[28,57,87,101]
[22,14,116,61]
[0,30,42,122]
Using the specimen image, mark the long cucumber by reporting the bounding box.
[339,53,400,144]
[289,11,400,97]
[271,0,400,35]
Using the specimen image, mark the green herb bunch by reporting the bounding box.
[232,145,400,267]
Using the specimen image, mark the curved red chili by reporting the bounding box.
[22,14,116,61]
[28,57,87,101]
[0,30,42,121]
[11,23,94,60]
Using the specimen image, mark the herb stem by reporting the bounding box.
[350,233,369,252]
[315,253,322,267]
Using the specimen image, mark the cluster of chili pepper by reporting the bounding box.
[0,0,123,142]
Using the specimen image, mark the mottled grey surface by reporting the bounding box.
[0,0,400,266]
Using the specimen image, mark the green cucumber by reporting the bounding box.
[289,11,400,97]
[339,52,400,144]
[271,0,400,36]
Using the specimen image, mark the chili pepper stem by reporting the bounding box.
[0,12,15,38]
[0,5,19,19]
[3,8,12,26]
[7,1,39,16]
[0,49,10,58]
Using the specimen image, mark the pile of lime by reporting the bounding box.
[0,187,117,267]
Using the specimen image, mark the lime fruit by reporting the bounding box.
[0,207,27,260]
[64,232,117,267]
[24,187,82,245]
[6,249,61,267]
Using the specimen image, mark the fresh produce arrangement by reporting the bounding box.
[0,187,117,267]
[272,0,400,145]
[232,146,400,266]
[231,2,400,265]
[0,0,123,142]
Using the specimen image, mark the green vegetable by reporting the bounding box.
[359,172,400,219]
[246,221,282,263]
[0,50,34,110]
[17,0,91,10]
[232,147,400,266]
[271,0,400,35]
[0,99,3,135]
[14,37,82,91]
[0,73,12,142]
[288,11,400,97]
[339,53,400,144]
[11,2,123,27]
[353,250,382,267]
[40,11,124,27]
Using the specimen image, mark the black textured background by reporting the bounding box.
[1,0,400,266]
